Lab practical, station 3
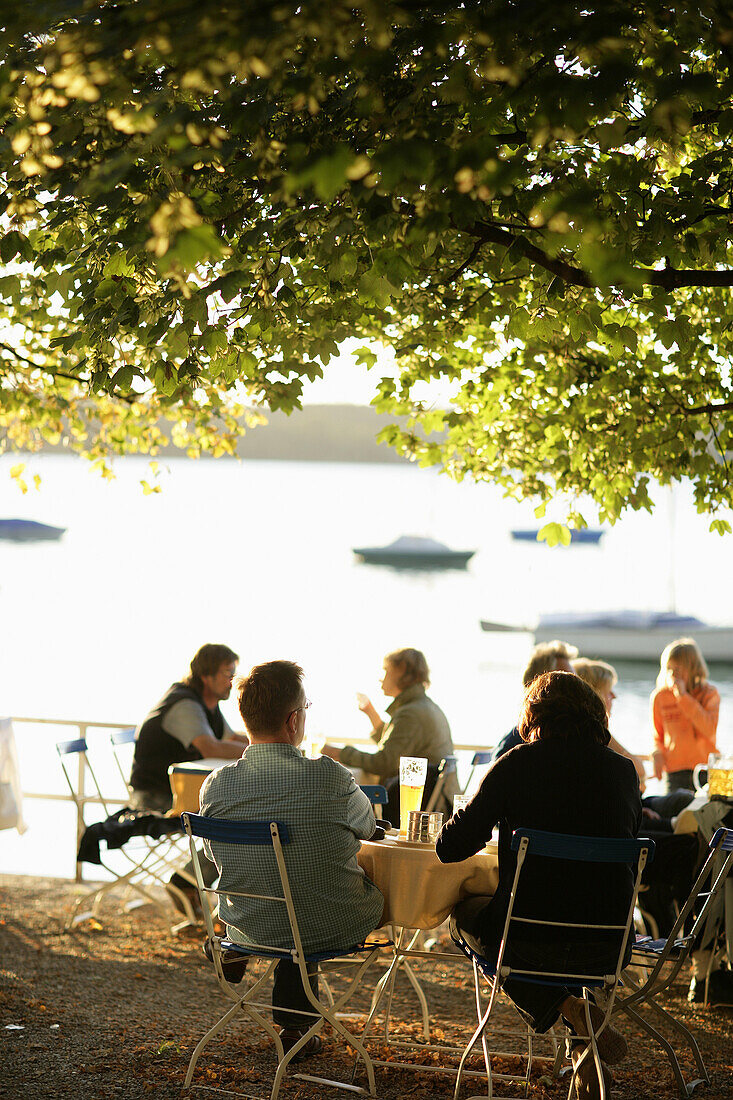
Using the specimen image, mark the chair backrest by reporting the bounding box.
[109,727,137,791]
[462,750,494,798]
[499,828,654,986]
[360,784,388,807]
[424,756,458,812]
[181,812,301,959]
[56,737,113,816]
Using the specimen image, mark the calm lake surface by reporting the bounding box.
[2,451,732,877]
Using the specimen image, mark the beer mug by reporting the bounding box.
[407,810,444,843]
[694,753,733,800]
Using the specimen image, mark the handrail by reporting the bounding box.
[9,714,498,884]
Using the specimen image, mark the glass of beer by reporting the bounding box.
[399,756,428,833]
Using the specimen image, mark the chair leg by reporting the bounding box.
[583,992,608,1100]
[401,958,430,1041]
[617,1001,705,1099]
[185,962,281,1089]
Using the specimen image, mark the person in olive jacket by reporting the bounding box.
[321,647,456,826]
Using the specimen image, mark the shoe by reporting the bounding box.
[166,873,203,921]
[279,1029,323,1062]
[572,1045,613,1100]
[688,968,733,1006]
[202,938,249,984]
[564,998,628,1065]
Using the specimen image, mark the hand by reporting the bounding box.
[320,743,342,762]
[652,749,666,780]
[642,807,663,825]
[356,692,372,712]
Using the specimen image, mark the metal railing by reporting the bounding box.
[10,715,495,883]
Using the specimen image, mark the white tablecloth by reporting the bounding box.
[358,836,499,930]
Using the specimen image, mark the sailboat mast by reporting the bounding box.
[668,485,677,613]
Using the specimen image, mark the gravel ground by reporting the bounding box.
[2,874,733,1100]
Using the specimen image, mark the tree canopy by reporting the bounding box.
[2,1,733,532]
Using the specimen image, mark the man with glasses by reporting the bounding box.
[200,660,384,1061]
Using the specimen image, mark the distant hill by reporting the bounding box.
[15,404,418,463]
[237,404,409,463]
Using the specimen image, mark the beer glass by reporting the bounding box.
[399,756,428,833]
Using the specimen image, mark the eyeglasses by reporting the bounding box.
[288,699,311,722]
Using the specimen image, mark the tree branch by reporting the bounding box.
[685,400,733,415]
[468,221,733,289]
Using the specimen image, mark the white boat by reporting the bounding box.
[480,611,733,662]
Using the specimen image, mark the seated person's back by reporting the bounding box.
[200,660,383,952]
[201,734,383,953]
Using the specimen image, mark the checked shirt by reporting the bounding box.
[199,742,384,955]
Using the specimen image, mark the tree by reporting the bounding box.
[1,1,733,531]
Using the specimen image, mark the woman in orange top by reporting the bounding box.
[651,638,719,792]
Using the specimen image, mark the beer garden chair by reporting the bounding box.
[614,826,733,1098]
[56,736,186,928]
[450,828,653,1100]
[181,811,384,1100]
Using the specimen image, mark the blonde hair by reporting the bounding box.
[522,640,578,687]
[657,638,708,691]
[572,659,617,709]
[385,647,430,689]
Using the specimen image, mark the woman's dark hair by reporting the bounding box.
[185,643,239,693]
[518,671,610,746]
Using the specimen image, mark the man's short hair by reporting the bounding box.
[238,660,304,735]
[522,640,578,687]
[185,644,239,693]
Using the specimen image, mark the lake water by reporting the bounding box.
[1,451,732,878]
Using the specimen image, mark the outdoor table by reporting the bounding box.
[358,834,499,930]
[169,756,378,816]
[168,759,227,814]
[357,835,499,1051]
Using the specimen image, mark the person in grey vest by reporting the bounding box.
[129,643,249,909]
[129,643,248,812]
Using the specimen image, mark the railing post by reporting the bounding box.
[75,723,87,884]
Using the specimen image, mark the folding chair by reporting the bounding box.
[425,755,458,813]
[451,828,653,1100]
[360,784,388,813]
[108,727,196,923]
[462,750,494,798]
[56,738,194,929]
[181,812,383,1100]
[614,827,733,1098]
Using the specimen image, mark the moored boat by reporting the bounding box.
[354,535,475,569]
[480,610,733,662]
[0,518,66,542]
[510,528,604,544]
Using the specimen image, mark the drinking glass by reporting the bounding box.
[399,756,428,833]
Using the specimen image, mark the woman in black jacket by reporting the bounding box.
[437,671,641,1097]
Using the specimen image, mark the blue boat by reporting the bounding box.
[0,519,66,542]
[511,528,604,545]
